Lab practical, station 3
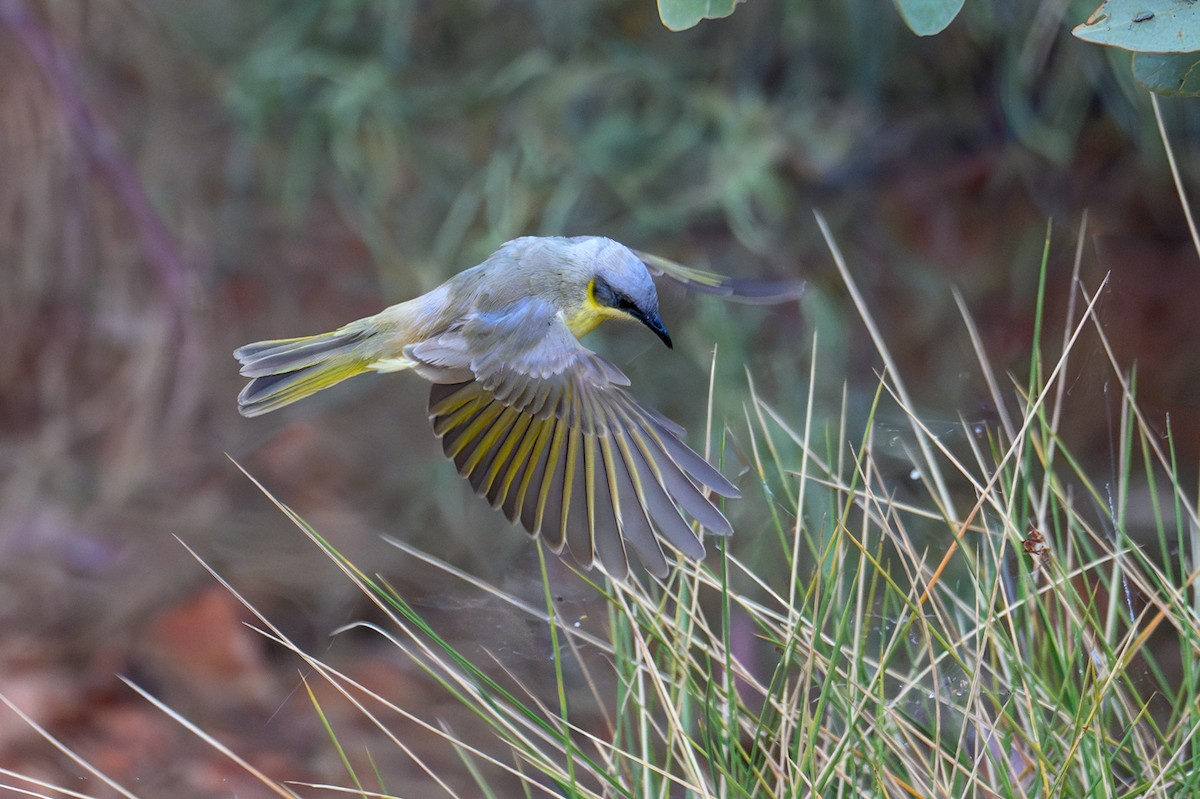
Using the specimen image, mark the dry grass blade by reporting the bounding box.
[1150,93,1200,265]
[117,680,300,799]
[0,767,113,799]
[813,208,955,519]
[0,694,143,799]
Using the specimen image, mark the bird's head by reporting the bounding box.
[564,237,672,348]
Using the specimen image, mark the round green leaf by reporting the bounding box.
[1132,52,1200,95]
[893,0,966,36]
[657,0,742,31]
[1073,0,1200,53]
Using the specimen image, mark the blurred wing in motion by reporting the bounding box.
[635,249,805,304]
[407,298,739,579]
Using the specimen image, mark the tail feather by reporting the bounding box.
[235,327,374,417]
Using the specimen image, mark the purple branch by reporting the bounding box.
[0,0,193,312]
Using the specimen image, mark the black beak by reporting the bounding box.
[634,308,673,349]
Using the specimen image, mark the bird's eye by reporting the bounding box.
[592,279,617,307]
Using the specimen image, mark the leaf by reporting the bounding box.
[892,0,966,36]
[1073,0,1200,53]
[657,0,742,31]
[1132,52,1200,95]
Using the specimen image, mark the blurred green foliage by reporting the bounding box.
[660,0,1200,100]
[191,0,816,274]
[168,0,1168,281]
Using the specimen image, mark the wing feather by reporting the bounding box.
[582,431,598,554]
[587,393,667,576]
[482,411,535,504]
[434,395,487,440]
[463,406,522,491]
[597,433,658,576]
[563,429,593,569]
[429,379,476,416]
[417,298,736,577]
[613,404,736,535]
[635,250,805,305]
[616,428,705,560]
[514,417,555,530]
[535,419,569,550]
[445,399,507,461]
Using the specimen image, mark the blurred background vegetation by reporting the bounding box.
[2,0,1198,794]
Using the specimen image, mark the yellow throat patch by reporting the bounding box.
[563,278,629,339]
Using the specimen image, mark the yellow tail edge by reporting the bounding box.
[235,327,373,417]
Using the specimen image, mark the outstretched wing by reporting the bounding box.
[634,249,805,304]
[406,299,738,579]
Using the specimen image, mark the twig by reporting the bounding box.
[0,0,193,310]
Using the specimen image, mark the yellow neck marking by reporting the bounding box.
[564,278,628,338]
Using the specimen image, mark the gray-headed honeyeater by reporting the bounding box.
[236,236,801,578]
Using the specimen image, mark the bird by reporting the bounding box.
[234,235,801,579]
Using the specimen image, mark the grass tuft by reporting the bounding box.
[5,223,1199,797]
